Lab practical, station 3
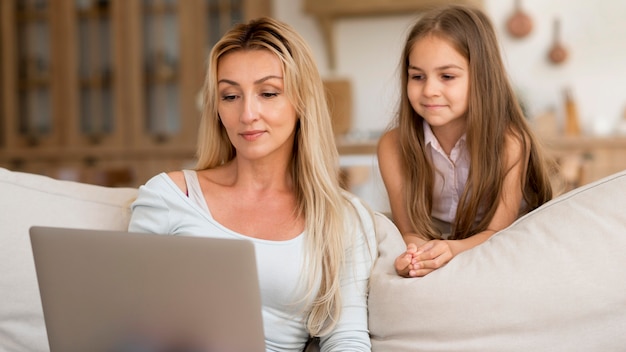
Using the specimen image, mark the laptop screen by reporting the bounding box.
[30,226,266,352]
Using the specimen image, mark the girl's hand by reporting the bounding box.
[394,243,419,277]
[408,240,453,277]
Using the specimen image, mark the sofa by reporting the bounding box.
[1,166,625,352]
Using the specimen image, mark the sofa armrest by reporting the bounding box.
[0,168,138,352]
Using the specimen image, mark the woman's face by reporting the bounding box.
[407,35,469,135]
[217,49,298,162]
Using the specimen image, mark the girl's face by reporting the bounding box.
[217,49,298,162]
[407,35,469,134]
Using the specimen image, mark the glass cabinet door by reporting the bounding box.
[64,0,126,149]
[206,0,244,48]
[13,0,57,146]
[143,0,180,143]
[75,0,116,145]
[131,0,256,150]
[126,0,204,149]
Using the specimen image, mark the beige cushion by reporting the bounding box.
[0,168,137,352]
[369,170,626,351]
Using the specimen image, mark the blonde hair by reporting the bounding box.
[196,17,352,336]
[395,5,553,240]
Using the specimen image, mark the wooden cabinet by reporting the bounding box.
[0,0,270,186]
[543,136,626,193]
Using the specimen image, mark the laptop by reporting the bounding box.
[29,226,266,352]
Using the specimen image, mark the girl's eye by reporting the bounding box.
[410,74,424,81]
[442,74,455,80]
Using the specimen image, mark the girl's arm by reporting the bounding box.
[411,132,526,276]
[448,132,525,254]
[377,129,428,276]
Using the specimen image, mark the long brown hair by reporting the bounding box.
[395,5,553,240]
[196,17,357,336]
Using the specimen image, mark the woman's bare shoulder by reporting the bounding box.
[166,170,187,195]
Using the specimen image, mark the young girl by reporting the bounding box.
[377,4,553,278]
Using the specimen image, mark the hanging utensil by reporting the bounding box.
[506,0,533,38]
[548,18,568,65]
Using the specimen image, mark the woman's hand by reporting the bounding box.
[395,240,454,277]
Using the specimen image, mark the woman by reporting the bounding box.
[129,17,376,351]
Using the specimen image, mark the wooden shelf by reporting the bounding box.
[337,139,378,155]
[541,135,626,191]
[144,2,177,16]
[0,146,195,161]
[18,77,51,89]
[145,71,179,85]
[79,74,112,88]
[17,10,49,22]
[543,135,626,149]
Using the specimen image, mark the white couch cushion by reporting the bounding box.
[0,168,138,352]
[369,170,626,351]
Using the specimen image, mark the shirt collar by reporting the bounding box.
[422,120,467,157]
[423,120,438,149]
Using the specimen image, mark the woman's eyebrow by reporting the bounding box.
[254,75,283,84]
[217,78,238,86]
[217,75,283,86]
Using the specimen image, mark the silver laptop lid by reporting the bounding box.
[30,226,265,352]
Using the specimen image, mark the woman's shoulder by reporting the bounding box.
[165,170,187,195]
[139,171,189,199]
[340,191,378,258]
[342,191,376,230]
[131,172,183,213]
[142,172,171,188]
[342,190,368,211]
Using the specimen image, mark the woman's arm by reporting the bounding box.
[128,174,173,235]
[318,198,377,351]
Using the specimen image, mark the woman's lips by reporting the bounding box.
[240,130,265,141]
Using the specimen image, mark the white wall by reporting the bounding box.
[271,0,626,212]
[273,0,626,136]
[488,0,626,135]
